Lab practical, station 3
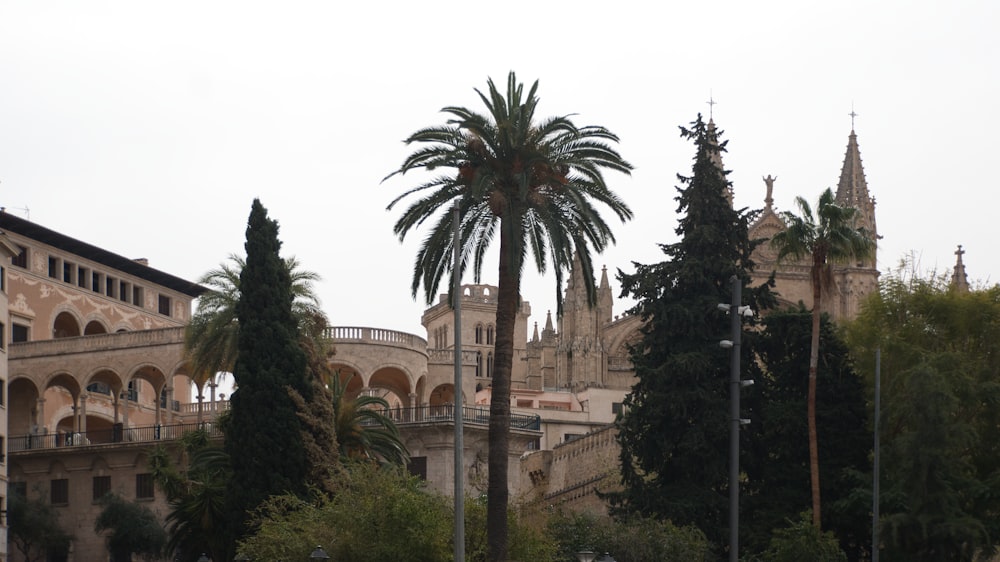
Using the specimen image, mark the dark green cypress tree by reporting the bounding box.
[609,115,773,550]
[224,199,311,543]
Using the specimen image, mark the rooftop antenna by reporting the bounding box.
[0,204,30,220]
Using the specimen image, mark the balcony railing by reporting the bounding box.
[9,422,223,452]
[371,404,541,431]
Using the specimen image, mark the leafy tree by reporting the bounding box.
[845,269,1000,561]
[609,115,772,552]
[385,71,632,561]
[8,487,72,562]
[770,187,874,527]
[149,430,231,561]
[328,372,408,465]
[757,512,848,562]
[747,307,870,559]
[224,199,313,547]
[94,493,168,562]
[546,510,710,562]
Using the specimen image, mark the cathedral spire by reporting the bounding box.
[951,245,970,293]
[835,125,878,259]
[704,96,732,206]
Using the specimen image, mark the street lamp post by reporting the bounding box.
[719,275,752,562]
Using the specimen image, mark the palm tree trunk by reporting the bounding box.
[487,222,517,562]
[809,265,822,528]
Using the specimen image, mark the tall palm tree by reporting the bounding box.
[385,72,632,561]
[184,254,325,421]
[770,187,874,528]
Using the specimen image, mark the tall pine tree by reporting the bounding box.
[610,115,773,550]
[224,199,312,545]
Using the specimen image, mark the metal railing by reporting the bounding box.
[371,404,541,431]
[9,422,223,452]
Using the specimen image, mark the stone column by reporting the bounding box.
[35,398,46,433]
[79,392,88,434]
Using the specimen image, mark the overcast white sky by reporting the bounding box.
[2,2,997,337]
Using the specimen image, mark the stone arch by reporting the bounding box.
[9,376,41,435]
[428,383,465,406]
[367,365,414,408]
[83,317,109,335]
[52,309,82,338]
[475,323,484,344]
[83,367,126,397]
[127,363,169,399]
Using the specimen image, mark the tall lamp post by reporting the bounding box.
[718,275,753,562]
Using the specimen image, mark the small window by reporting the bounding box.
[1,265,5,292]
[12,324,27,343]
[133,286,144,308]
[0,322,5,350]
[77,266,89,289]
[158,294,171,316]
[92,271,102,293]
[564,433,583,443]
[486,352,494,378]
[487,325,495,345]
[135,473,154,499]
[406,456,427,480]
[93,476,111,501]
[62,261,74,284]
[475,324,483,344]
[11,245,27,269]
[119,280,130,303]
[51,478,69,505]
[475,351,483,377]
[0,436,5,463]
[612,402,624,415]
[48,256,59,278]
[105,276,117,298]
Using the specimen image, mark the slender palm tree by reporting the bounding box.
[184,254,325,422]
[385,72,632,561]
[770,187,874,528]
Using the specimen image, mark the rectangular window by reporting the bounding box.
[92,271,103,293]
[563,433,583,443]
[51,478,69,505]
[406,456,427,480]
[0,436,5,463]
[12,323,28,343]
[93,476,111,501]
[0,381,5,406]
[11,245,27,269]
[48,256,59,278]
[106,276,117,298]
[133,286,144,308]
[62,261,74,284]
[0,322,5,350]
[1,265,5,292]
[612,402,623,415]
[158,294,171,316]
[135,473,154,499]
[119,280,130,303]
[77,266,89,289]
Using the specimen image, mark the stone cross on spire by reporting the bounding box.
[951,245,970,293]
[707,92,717,121]
[849,105,858,131]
